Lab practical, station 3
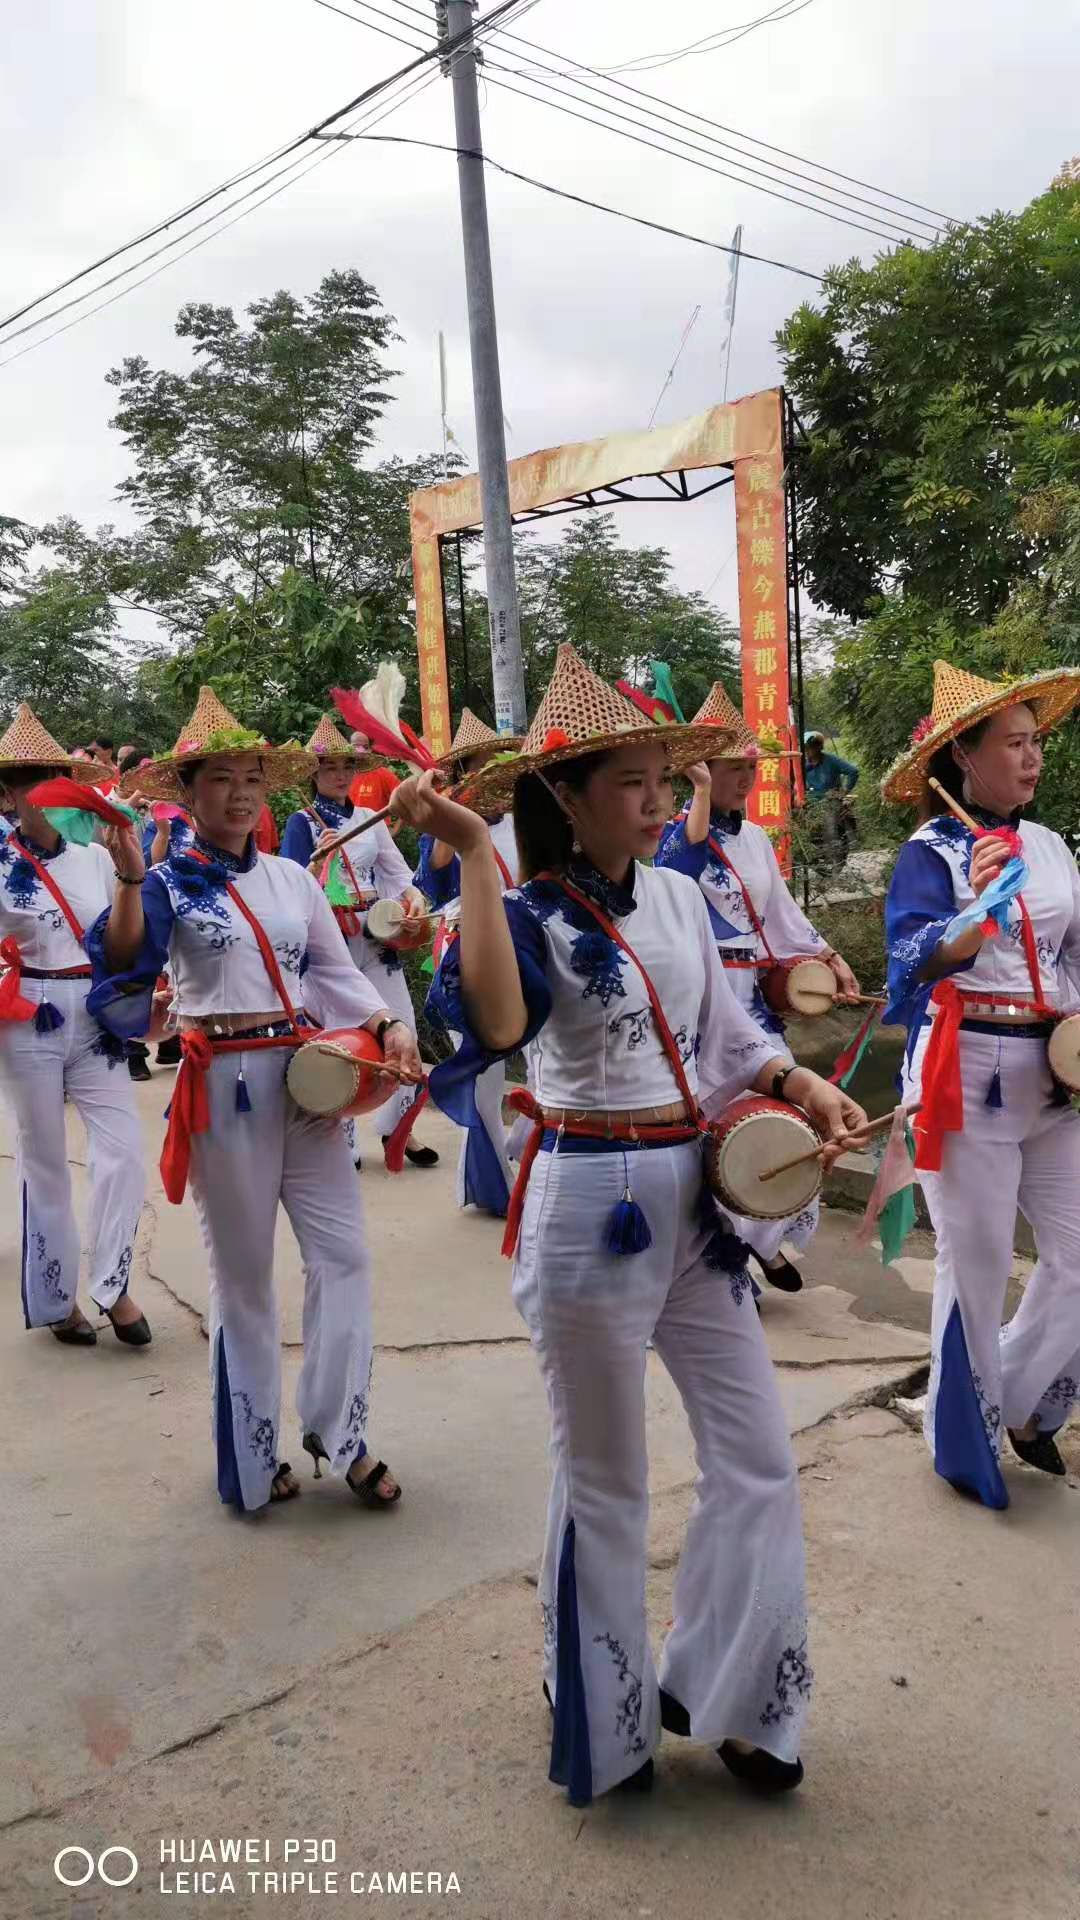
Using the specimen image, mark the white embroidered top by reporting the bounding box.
[0,830,115,969]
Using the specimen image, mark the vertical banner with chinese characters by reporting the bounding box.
[734,440,793,869]
[410,534,453,760]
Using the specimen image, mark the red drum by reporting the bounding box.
[763,956,837,1019]
[706,1095,823,1220]
[1048,1014,1080,1091]
[363,898,432,953]
[286,1026,391,1119]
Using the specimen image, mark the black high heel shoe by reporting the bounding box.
[718,1741,804,1794]
[50,1310,97,1347]
[104,1305,152,1347]
[303,1431,402,1506]
[1007,1427,1067,1476]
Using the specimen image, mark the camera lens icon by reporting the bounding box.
[54,1846,139,1888]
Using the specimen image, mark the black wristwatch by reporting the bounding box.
[770,1064,799,1103]
[374,1017,406,1048]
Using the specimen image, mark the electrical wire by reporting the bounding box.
[602,0,819,74]
[0,0,528,342]
[361,0,945,237]
[324,129,825,281]
[648,304,702,428]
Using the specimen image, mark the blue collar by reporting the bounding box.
[969,803,1022,831]
[191,832,258,874]
[565,856,636,919]
[13,828,65,861]
[708,807,743,836]
[312,794,351,829]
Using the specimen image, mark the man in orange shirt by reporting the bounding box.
[348,731,402,827]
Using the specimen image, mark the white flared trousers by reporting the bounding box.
[0,981,145,1326]
[189,1046,375,1513]
[513,1138,810,1804]
[907,1027,1080,1507]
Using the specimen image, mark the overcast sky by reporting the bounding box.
[4,0,1078,635]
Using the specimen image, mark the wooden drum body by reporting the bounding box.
[286,1027,390,1119]
[363,898,431,953]
[1048,1014,1080,1092]
[706,1095,823,1220]
[763,956,837,1019]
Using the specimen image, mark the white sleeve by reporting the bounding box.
[692,885,791,1117]
[755,825,827,959]
[299,869,388,1029]
[371,819,415,901]
[1055,840,1080,1006]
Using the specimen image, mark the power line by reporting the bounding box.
[603,0,819,73]
[360,0,945,238]
[322,129,826,281]
[0,0,528,341]
[648,304,702,428]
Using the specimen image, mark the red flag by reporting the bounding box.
[25,778,135,829]
[331,689,438,772]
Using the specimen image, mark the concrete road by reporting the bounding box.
[1,1067,1076,1919]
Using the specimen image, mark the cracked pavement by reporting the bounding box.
[2,1077,1078,1918]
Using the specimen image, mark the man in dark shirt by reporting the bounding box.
[803,732,859,868]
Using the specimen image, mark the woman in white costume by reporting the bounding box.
[89,688,421,1513]
[883,660,1080,1509]
[399,646,867,1806]
[414,709,521,1216]
[0,704,149,1347]
[657,683,861,1292]
[281,716,437,1171]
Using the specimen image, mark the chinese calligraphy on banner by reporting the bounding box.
[411,536,452,760]
[735,445,793,867]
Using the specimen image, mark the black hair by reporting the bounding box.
[93,735,115,753]
[116,746,145,774]
[4,762,67,792]
[513,753,608,880]
[919,704,1035,822]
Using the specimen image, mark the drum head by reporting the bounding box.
[286,1041,359,1117]
[365,899,402,942]
[786,959,837,1016]
[715,1109,822,1219]
[1049,1015,1080,1091]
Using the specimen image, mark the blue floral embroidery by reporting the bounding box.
[570,930,628,1006]
[3,854,41,909]
[760,1636,813,1727]
[335,1357,373,1464]
[1043,1373,1079,1410]
[593,1632,648,1756]
[233,1392,277,1469]
[609,1005,650,1049]
[923,814,972,859]
[102,1243,133,1300]
[273,940,303,974]
[729,1264,753,1306]
[313,796,350,829]
[749,983,787,1038]
[33,1231,66,1302]
[971,1371,1002,1449]
[672,1023,700,1064]
[541,1600,556,1663]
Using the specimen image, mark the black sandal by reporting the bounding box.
[104,1305,152,1347]
[346,1457,402,1507]
[269,1462,300,1502]
[1007,1427,1067,1476]
[718,1741,804,1794]
[50,1309,97,1347]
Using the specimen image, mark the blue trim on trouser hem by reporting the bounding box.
[463,1121,510,1216]
[20,1182,30,1329]
[935,1301,1008,1510]
[549,1518,593,1806]
[214,1328,245,1509]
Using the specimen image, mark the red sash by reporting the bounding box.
[492,847,514,891]
[0,839,86,1023]
[501,874,705,1256]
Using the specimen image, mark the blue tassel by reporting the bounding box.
[235,1070,252,1114]
[985,1064,1003,1109]
[604,1187,652,1256]
[35,1000,63,1033]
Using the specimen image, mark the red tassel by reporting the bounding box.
[25,778,134,829]
[913,981,965,1172]
[0,936,35,1023]
[382,1082,431,1173]
[159,1031,214,1203]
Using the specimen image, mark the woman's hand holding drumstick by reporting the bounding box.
[758,1102,919,1182]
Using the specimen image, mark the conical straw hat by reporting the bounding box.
[691,684,762,757]
[307,715,355,758]
[458,645,736,814]
[0,702,110,783]
[120,686,316,802]
[436,706,522,770]
[882,659,1080,804]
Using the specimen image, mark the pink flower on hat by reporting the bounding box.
[910,714,935,745]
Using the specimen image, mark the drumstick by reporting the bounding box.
[307,769,451,868]
[758,1102,920,1183]
[927,778,982,835]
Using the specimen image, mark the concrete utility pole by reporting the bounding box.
[440,0,527,734]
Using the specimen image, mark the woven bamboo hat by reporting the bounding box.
[307,715,356,760]
[458,644,735,813]
[120,687,316,802]
[882,660,1080,804]
[0,702,110,783]
[436,706,523,772]
[691,683,763,757]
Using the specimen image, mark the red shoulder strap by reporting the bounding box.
[706,833,777,964]
[546,875,700,1119]
[10,838,85,943]
[492,847,514,890]
[189,851,301,1035]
